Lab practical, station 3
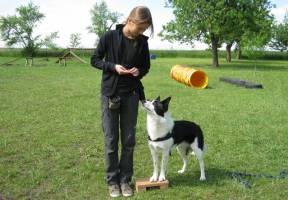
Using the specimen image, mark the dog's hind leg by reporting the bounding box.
[191,146,206,181]
[176,144,190,174]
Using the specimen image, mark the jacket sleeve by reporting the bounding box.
[137,41,150,79]
[90,32,116,72]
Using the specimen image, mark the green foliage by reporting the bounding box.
[86,0,123,46]
[159,0,276,67]
[242,34,268,77]
[270,11,288,52]
[242,35,267,61]
[68,33,82,48]
[241,6,275,77]
[0,48,287,60]
[0,1,45,56]
[42,32,59,50]
[236,0,275,60]
[161,0,275,46]
[0,57,287,199]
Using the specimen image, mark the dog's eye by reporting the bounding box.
[153,100,159,105]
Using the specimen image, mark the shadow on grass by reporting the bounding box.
[167,168,229,188]
[184,60,287,71]
[218,60,287,71]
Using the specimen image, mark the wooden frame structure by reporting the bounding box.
[55,49,87,65]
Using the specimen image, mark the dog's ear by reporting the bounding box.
[163,96,171,104]
[162,97,171,112]
[156,96,160,101]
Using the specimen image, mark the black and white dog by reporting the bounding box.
[141,96,207,182]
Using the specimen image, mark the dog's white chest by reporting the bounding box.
[151,145,164,154]
[148,139,174,154]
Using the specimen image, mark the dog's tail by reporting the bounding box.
[191,143,208,156]
[203,143,208,155]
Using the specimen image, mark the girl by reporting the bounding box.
[90,6,154,198]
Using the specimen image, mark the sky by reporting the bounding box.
[0,0,287,50]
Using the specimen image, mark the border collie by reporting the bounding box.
[141,96,207,182]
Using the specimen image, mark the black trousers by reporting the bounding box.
[100,93,139,185]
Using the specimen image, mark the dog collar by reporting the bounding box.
[148,130,174,142]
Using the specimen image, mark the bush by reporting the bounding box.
[0,48,287,60]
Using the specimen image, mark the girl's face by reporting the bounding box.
[127,18,150,37]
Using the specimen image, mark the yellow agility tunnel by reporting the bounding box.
[170,65,208,89]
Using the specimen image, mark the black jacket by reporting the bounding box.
[90,24,150,99]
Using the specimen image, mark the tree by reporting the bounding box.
[86,0,123,46]
[69,33,81,48]
[159,0,251,67]
[42,32,59,59]
[269,11,288,53]
[42,32,59,50]
[159,0,275,67]
[242,33,268,77]
[0,1,45,56]
[234,0,275,60]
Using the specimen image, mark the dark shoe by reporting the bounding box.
[121,183,133,197]
[109,185,121,198]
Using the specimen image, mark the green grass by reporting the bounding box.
[1,57,287,199]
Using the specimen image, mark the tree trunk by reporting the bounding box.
[226,42,233,62]
[211,36,219,67]
[254,59,257,77]
[236,46,242,60]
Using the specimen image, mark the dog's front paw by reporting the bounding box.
[158,175,166,182]
[200,176,206,181]
[150,175,158,182]
[178,169,185,174]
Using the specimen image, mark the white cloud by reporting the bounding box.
[271,4,288,22]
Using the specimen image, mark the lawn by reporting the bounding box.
[0,56,287,199]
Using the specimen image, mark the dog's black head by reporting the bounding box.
[141,96,171,117]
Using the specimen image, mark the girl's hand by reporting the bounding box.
[129,67,139,77]
[115,64,130,75]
